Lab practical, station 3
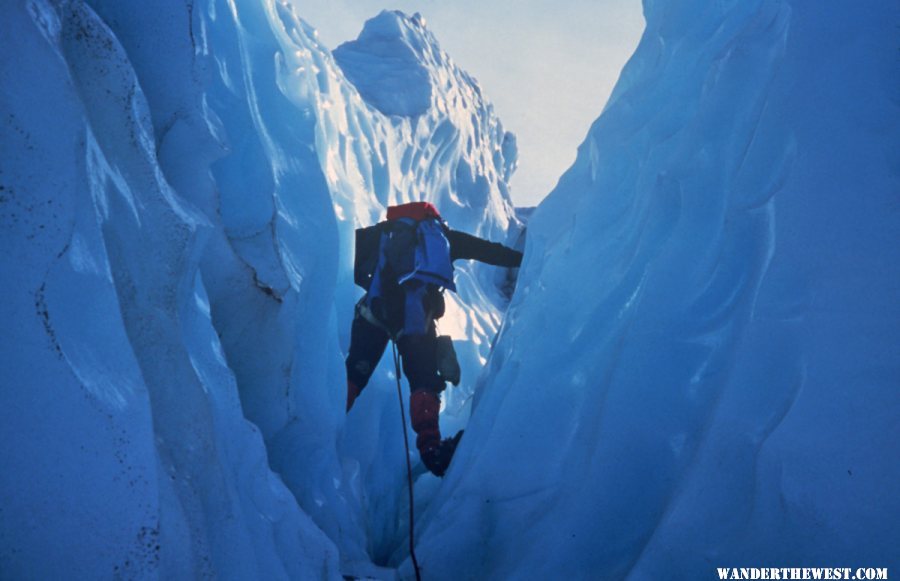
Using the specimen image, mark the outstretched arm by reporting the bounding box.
[447,229,523,267]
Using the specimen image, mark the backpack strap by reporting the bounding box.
[402,282,430,337]
[364,228,393,309]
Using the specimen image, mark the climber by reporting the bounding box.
[346,201,523,477]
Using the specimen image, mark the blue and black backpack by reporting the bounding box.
[354,202,455,335]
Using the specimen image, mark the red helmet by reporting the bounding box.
[386,201,441,221]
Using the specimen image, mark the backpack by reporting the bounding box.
[354,202,455,334]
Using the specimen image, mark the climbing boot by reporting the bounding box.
[420,430,464,477]
[346,380,362,412]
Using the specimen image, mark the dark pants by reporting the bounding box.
[345,310,445,458]
[345,313,444,393]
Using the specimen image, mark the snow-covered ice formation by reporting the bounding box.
[4,0,898,579]
[1,2,339,578]
[2,0,516,578]
[412,1,900,579]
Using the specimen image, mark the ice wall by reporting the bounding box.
[1,0,517,578]
[413,1,899,579]
[0,1,339,578]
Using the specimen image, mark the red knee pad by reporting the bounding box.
[409,390,442,452]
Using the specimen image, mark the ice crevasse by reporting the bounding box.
[1,0,518,578]
[1,0,898,579]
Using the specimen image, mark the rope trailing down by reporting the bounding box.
[392,342,422,581]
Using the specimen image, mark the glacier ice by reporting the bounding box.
[411,1,900,579]
[1,0,516,578]
[0,1,340,578]
[4,0,898,579]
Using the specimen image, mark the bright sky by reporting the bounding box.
[293,1,645,207]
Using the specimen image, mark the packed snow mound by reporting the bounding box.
[331,9,519,240]
[1,0,517,578]
[412,0,900,579]
[333,11,433,117]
